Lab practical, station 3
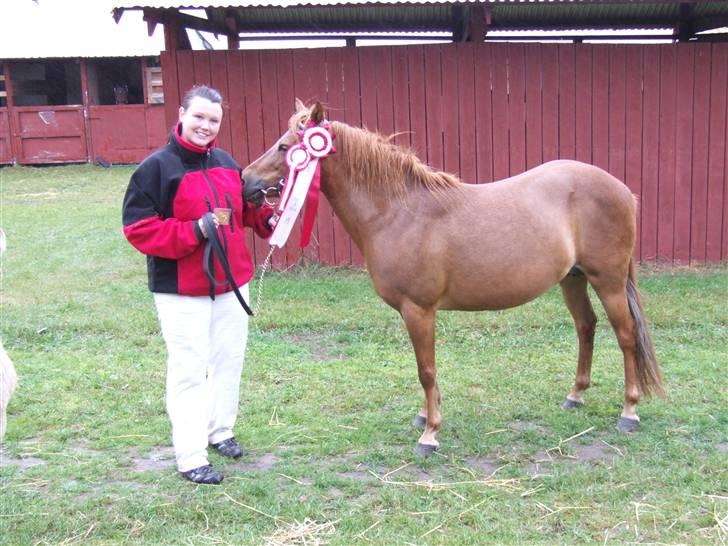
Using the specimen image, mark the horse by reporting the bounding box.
[242,100,665,456]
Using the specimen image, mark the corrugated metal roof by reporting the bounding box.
[0,0,164,60]
[112,1,728,38]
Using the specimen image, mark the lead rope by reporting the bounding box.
[254,246,276,316]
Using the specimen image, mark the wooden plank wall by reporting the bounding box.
[162,42,728,267]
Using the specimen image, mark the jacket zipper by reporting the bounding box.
[225,193,234,233]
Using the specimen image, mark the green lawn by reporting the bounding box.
[1,164,726,545]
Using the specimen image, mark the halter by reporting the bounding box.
[268,120,335,249]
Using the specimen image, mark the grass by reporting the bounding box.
[1,164,727,545]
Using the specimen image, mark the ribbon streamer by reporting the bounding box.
[269,123,333,249]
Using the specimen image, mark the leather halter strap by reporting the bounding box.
[201,212,254,316]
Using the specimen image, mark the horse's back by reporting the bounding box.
[433,160,636,309]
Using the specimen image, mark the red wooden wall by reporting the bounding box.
[162,42,728,267]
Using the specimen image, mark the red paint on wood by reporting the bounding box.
[407,46,428,167]
[225,50,248,165]
[524,44,543,170]
[574,46,592,164]
[706,44,728,262]
[375,47,395,138]
[491,45,510,179]
[391,46,412,150]
[608,46,626,183]
[508,44,526,176]
[641,47,661,261]
[657,46,677,262]
[13,107,87,163]
[192,51,212,91]
[0,110,11,163]
[558,44,576,160]
[624,47,644,260]
[591,46,609,171]
[424,45,444,170]
[541,45,559,163]
[442,45,461,176]
[674,45,695,263]
[324,48,353,266]
[456,43,477,183]
[209,53,231,152]
[176,50,195,103]
[689,44,712,263]
[474,43,493,183]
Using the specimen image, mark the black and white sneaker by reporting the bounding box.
[180,464,224,485]
[211,437,243,459]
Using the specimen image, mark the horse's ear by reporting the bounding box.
[310,102,325,125]
[295,98,306,112]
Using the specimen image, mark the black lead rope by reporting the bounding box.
[201,212,254,316]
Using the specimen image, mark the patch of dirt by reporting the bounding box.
[130,446,175,472]
[0,448,45,468]
[231,453,281,472]
[465,456,501,476]
[326,487,345,498]
[717,443,728,453]
[336,469,373,481]
[289,333,347,363]
[571,441,620,463]
[510,420,548,434]
[526,440,622,476]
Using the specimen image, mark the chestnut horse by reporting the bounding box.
[242,101,665,456]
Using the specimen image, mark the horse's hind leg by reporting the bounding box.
[560,270,597,409]
[399,301,441,456]
[588,273,642,432]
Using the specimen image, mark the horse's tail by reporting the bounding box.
[626,259,665,398]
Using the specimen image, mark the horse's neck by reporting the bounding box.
[320,159,401,248]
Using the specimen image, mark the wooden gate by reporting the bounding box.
[162,42,728,266]
[88,104,167,164]
[11,106,88,164]
[0,109,12,164]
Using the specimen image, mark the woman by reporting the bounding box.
[122,85,276,484]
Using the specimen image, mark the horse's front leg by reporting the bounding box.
[400,301,440,456]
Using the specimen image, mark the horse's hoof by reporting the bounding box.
[412,415,427,429]
[415,442,438,458]
[616,416,640,433]
[561,398,584,410]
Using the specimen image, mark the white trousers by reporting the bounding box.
[153,286,249,472]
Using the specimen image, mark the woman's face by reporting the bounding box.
[178,96,223,148]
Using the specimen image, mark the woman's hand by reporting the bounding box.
[267,213,279,230]
[198,214,220,239]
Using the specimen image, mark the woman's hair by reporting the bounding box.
[181,85,223,109]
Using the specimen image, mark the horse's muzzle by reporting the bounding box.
[242,175,268,206]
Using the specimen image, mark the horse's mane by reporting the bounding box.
[330,121,463,202]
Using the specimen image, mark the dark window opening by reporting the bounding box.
[87,58,143,105]
[11,60,81,106]
[0,65,6,107]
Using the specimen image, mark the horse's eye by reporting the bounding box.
[278,143,289,152]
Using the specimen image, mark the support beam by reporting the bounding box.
[468,5,488,42]
[225,10,240,50]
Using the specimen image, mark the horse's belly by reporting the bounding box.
[439,276,555,310]
[438,250,573,311]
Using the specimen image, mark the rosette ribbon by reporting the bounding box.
[269,122,334,249]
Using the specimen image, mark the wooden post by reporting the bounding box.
[225,10,240,50]
[79,60,93,162]
[468,5,488,43]
[3,62,19,165]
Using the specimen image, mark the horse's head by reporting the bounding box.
[242,99,327,206]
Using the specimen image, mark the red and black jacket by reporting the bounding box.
[122,128,273,296]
